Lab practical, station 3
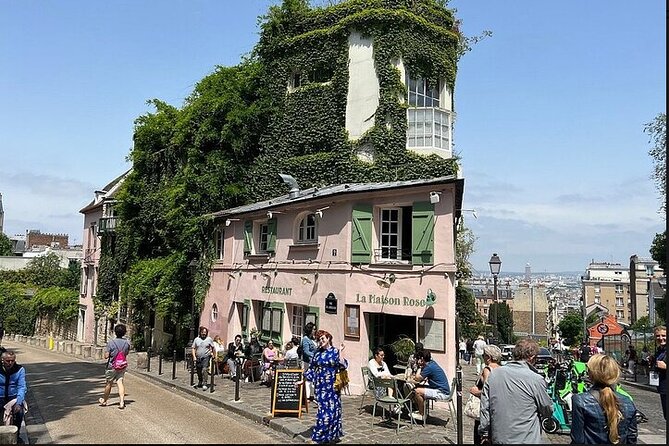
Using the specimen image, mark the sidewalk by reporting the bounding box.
[128,351,477,444]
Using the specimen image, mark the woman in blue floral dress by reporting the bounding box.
[303,329,348,444]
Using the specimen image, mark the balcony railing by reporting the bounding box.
[98,217,117,235]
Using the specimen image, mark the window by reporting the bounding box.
[615,284,623,294]
[261,303,284,345]
[297,214,317,243]
[211,303,219,322]
[407,74,440,108]
[240,301,250,339]
[616,297,624,307]
[616,309,624,319]
[291,305,304,337]
[646,265,655,276]
[405,72,450,151]
[258,223,269,253]
[214,227,224,260]
[371,203,434,265]
[594,284,601,294]
[244,218,276,255]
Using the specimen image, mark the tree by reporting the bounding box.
[488,302,514,344]
[0,233,12,256]
[455,285,483,340]
[456,223,477,280]
[645,112,666,215]
[558,311,585,346]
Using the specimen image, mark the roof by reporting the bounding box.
[208,175,464,220]
[79,168,132,213]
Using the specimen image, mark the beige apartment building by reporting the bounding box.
[582,262,631,324]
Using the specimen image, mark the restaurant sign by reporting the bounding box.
[355,292,434,307]
[261,286,293,296]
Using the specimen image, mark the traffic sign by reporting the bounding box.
[596,323,609,334]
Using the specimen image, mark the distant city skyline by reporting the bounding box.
[0,0,665,272]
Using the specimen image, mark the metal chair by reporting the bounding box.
[370,376,415,433]
[358,366,376,413]
[423,377,457,426]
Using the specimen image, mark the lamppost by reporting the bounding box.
[489,253,502,343]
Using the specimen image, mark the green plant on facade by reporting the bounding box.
[106,0,478,348]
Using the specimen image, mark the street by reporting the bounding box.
[5,340,289,444]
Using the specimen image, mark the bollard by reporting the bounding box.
[172,349,177,380]
[158,351,163,375]
[456,366,463,444]
[210,358,215,393]
[147,348,152,373]
[235,361,241,401]
[190,354,195,386]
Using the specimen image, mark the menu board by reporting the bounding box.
[418,317,445,352]
[271,369,304,417]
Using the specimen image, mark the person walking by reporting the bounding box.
[570,353,638,444]
[473,335,487,375]
[98,323,130,409]
[301,322,317,402]
[459,339,467,363]
[652,325,666,419]
[479,338,553,444]
[298,329,348,444]
[469,345,502,445]
[191,326,214,390]
[625,344,638,377]
[1,349,27,443]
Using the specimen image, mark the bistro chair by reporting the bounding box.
[358,366,376,413]
[370,376,414,433]
[422,377,457,427]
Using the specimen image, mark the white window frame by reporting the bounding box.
[291,305,304,338]
[615,284,623,294]
[616,297,624,307]
[257,222,269,253]
[211,303,219,322]
[214,227,224,260]
[377,207,407,263]
[616,309,624,319]
[297,214,317,244]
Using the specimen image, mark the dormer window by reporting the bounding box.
[297,213,317,243]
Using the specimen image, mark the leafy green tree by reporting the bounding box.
[488,302,514,344]
[456,285,483,340]
[645,112,666,215]
[23,253,64,288]
[0,233,12,256]
[456,224,477,280]
[558,311,585,346]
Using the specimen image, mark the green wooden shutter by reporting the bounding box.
[351,204,373,264]
[412,201,434,265]
[267,218,277,253]
[243,220,253,254]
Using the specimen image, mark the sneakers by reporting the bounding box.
[410,412,424,422]
[202,385,209,391]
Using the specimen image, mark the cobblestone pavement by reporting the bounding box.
[9,335,667,445]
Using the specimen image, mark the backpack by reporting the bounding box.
[111,340,128,370]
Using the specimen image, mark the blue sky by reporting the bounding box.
[0,0,665,273]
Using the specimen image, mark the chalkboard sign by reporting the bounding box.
[271,369,304,417]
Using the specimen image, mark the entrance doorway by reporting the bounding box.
[367,313,416,372]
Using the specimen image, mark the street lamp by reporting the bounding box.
[489,253,502,343]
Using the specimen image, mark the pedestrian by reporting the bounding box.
[579,341,591,363]
[473,335,487,375]
[479,338,553,444]
[570,354,638,444]
[469,345,501,445]
[297,329,347,444]
[191,326,214,390]
[459,338,467,362]
[409,350,450,423]
[1,349,27,443]
[466,338,475,365]
[98,323,130,409]
[212,335,227,376]
[301,322,317,402]
[625,344,638,376]
[652,325,666,419]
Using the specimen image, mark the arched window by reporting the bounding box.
[211,303,219,322]
[297,213,317,243]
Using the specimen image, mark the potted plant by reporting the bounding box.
[390,335,415,365]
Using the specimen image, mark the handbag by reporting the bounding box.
[464,394,481,419]
[334,368,350,392]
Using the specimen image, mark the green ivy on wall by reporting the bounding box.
[106,0,465,347]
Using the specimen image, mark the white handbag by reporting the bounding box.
[464,394,481,419]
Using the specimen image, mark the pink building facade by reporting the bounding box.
[201,175,463,394]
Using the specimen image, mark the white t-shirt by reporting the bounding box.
[368,358,391,377]
[474,339,487,356]
[459,341,466,351]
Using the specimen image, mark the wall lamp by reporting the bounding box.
[376,273,396,288]
[315,206,330,218]
[457,209,478,219]
[225,218,240,227]
[261,272,272,280]
[267,211,282,219]
[300,276,312,285]
[429,191,441,204]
